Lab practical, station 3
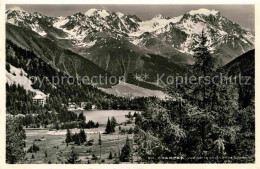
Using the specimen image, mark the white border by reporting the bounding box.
[0,1,259,169]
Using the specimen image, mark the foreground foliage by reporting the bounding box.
[134,31,255,163]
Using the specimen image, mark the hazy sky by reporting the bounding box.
[6,4,255,30]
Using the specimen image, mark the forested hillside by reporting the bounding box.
[134,32,255,163]
[6,40,156,116]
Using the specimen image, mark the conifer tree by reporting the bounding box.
[98,132,102,160]
[78,111,86,122]
[6,118,26,164]
[67,146,79,164]
[111,116,117,130]
[109,151,113,159]
[65,129,72,145]
[134,31,243,163]
[105,118,112,134]
[120,136,131,162]
[79,129,86,143]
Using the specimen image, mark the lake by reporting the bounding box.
[74,110,139,124]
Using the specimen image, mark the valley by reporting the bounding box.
[23,110,138,164]
[5,5,255,164]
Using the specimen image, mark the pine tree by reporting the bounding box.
[105,118,112,134]
[6,118,26,164]
[95,122,99,128]
[67,146,79,164]
[73,133,81,145]
[134,30,242,163]
[111,116,117,129]
[109,151,113,159]
[78,111,86,122]
[54,122,60,130]
[45,150,47,158]
[120,136,131,162]
[191,30,216,109]
[79,129,86,143]
[98,132,102,160]
[192,30,215,76]
[65,129,72,145]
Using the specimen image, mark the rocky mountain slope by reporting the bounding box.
[5,7,254,91]
[6,8,254,64]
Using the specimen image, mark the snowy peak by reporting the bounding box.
[188,8,220,16]
[6,6,26,13]
[5,7,254,64]
[85,8,110,18]
[116,12,125,18]
[6,7,30,18]
[153,14,169,20]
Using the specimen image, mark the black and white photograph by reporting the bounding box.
[3,2,256,165]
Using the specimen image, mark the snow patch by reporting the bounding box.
[189,8,219,16]
[7,6,26,12]
[30,22,47,36]
[85,8,98,16]
[53,17,69,28]
[85,8,110,18]
[153,14,165,19]
[129,15,183,36]
[77,40,97,47]
[6,65,46,96]
[116,12,124,18]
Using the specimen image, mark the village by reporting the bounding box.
[32,94,96,111]
[7,93,140,164]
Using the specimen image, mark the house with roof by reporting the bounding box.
[33,94,47,106]
[68,102,77,110]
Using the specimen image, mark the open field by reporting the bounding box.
[24,111,136,164]
[99,82,167,99]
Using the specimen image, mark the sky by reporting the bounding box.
[6,4,255,30]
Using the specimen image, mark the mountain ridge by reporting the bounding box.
[5,7,255,94]
[6,7,254,64]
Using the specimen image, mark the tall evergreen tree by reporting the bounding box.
[65,129,72,145]
[105,118,112,134]
[78,111,86,122]
[109,151,113,159]
[79,129,87,143]
[120,136,131,162]
[191,30,216,109]
[98,132,102,160]
[111,116,117,129]
[67,146,79,164]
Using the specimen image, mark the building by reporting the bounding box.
[68,102,76,110]
[33,94,47,106]
[91,104,96,109]
[80,102,87,109]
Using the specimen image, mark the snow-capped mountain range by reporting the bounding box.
[6,7,254,62]
[5,7,255,96]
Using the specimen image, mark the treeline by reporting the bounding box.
[6,83,78,127]
[6,117,26,164]
[65,129,87,146]
[58,112,99,129]
[105,117,117,134]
